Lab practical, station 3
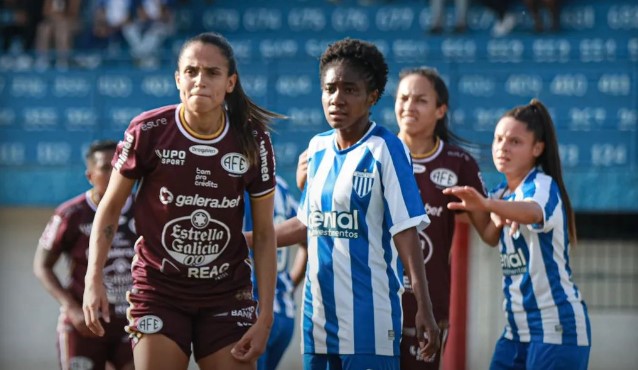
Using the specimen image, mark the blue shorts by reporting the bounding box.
[303,354,399,370]
[257,312,295,370]
[490,336,590,370]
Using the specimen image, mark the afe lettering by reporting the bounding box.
[222,153,248,175]
[187,263,230,279]
[137,315,163,334]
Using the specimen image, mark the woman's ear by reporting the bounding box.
[533,141,545,158]
[368,90,379,106]
[226,73,237,93]
[85,168,93,185]
[435,104,448,120]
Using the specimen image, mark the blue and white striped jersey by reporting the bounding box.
[490,168,590,346]
[244,176,299,319]
[298,122,430,356]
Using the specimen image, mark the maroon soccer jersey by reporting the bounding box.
[113,104,276,302]
[38,193,136,317]
[402,139,485,324]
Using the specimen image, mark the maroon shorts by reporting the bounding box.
[400,325,448,370]
[125,285,256,361]
[57,312,132,370]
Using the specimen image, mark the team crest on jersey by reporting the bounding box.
[352,170,374,198]
[430,168,458,188]
[221,153,249,176]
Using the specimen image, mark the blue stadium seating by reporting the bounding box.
[0,0,636,211]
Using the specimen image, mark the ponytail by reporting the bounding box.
[504,99,577,245]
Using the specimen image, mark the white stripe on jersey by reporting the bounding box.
[299,123,428,356]
[492,168,590,346]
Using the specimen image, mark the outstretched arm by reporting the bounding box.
[394,227,441,360]
[83,171,134,336]
[444,186,544,246]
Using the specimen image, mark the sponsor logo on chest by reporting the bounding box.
[156,149,186,166]
[308,210,360,239]
[501,248,528,275]
[158,187,240,209]
[189,145,218,157]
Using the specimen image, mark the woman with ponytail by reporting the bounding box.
[83,32,282,370]
[444,99,591,369]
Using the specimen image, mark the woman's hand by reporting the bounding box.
[82,274,109,337]
[230,315,273,362]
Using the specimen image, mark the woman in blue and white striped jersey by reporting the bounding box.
[444,99,591,370]
[272,38,441,370]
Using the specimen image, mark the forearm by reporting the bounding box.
[289,245,308,287]
[485,198,543,225]
[86,172,134,279]
[86,205,119,279]
[467,210,502,247]
[252,231,276,323]
[274,218,307,247]
[405,253,434,316]
[394,229,435,315]
[35,266,80,310]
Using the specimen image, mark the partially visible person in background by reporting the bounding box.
[35,0,82,69]
[244,175,308,370]
[524,0,560,33]
[83,32,280,370]
[122,0,175,68]
[428,0,469,34]
[479,0,517,37]
[0,0,44,52]
[444,99,591,370]
[83,0,133,52]
[33,140,136,370]
[394,66,489,369]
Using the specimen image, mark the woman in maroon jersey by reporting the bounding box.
[395,67,490,369]
[82,32,280,370]
[34,140,136,370]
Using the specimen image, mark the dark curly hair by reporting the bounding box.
[319,38,388,104]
